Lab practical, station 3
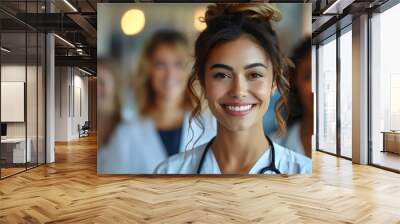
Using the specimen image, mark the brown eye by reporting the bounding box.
[213,72,230,79]
[249,72,263,79]
[154,61,166,70]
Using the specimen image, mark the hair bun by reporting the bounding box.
[203,3,282,25]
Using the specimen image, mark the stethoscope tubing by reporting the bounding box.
[196,135,281,174]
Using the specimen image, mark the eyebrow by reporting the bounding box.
[210,64,233,71]
[244,63,268,69]
[209,63,268,71]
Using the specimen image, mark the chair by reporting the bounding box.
[78,121,90,138]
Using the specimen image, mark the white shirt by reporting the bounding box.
[275,121,305,156]
[98,112,216,174]
[154,140,312,175]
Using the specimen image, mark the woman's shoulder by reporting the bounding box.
[154,143,208,174]
[272,142,312,175]
[270,122,305,155]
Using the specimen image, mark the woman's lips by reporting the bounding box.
[221,104,256,117]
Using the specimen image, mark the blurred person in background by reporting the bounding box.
[98,29,215,174]
[276,37,312,158]
[97,59,121,147]
[263,90,281,135]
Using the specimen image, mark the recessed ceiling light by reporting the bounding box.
[121,9,145,36]
[54,34,75,48]
[194,8,207,32]
[1,47,11,53]
[63,0,78,12]
[78,67,93,76]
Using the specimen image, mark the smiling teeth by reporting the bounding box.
[226,105,252,112]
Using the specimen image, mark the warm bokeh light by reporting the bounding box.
[121,9,145,36]
[194,8,207,32]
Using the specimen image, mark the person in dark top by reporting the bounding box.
[278,37,313,158]
[158,127,183,156]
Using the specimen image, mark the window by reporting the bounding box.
[339,28,352,158]
[370,3,400,171]
[0,1,47,179]
[317,36,337,154]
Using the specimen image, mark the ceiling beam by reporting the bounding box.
[67,13,97,40]
[55,55,96,71]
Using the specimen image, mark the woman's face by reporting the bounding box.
[204,36,274,132]
[149,44,188,101]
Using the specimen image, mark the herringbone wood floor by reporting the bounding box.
[1,135,400,223]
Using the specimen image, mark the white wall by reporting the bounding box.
[1,64,46,164]
[55,67,69,141]
[54,67,89,141]
[1,65,38,138]
[72,73,89,138]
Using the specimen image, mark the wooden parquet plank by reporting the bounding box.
[1,135,400,223]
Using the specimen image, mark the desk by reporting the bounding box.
[381,131,400,154]
[1,138,32,163]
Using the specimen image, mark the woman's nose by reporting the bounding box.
[162,66,174,81]
[229,75,248,98]
[166,64,180,79]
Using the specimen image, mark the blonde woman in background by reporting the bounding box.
[98,29,216,174]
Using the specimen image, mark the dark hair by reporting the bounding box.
[287,36,312,126]
[188,3,292,137]
[291,36,312,68]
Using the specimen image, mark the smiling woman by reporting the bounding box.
[154,3,312,175]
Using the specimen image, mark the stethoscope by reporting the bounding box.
[196,135,281,174]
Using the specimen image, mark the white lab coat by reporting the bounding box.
[273,121,305,156]
[98,112,216,174]
[154,140,312,175]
